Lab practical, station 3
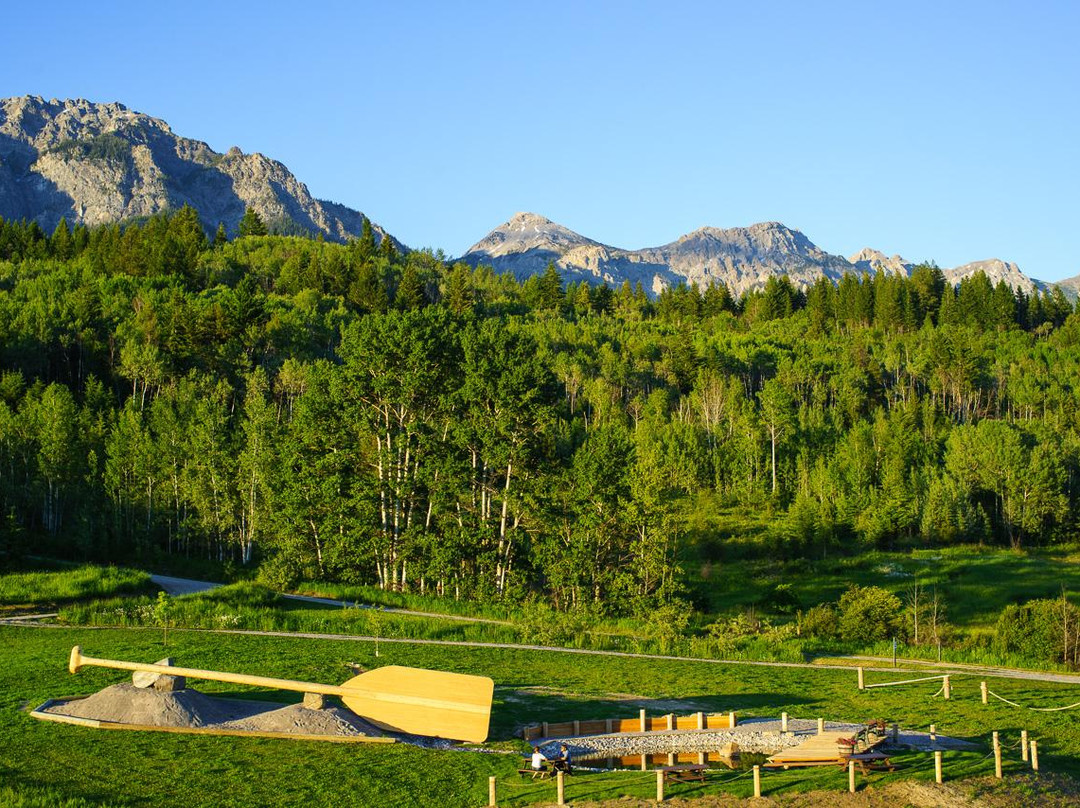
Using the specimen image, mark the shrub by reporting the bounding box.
[837,585,903,644]
[799,603,839,640]
[994,598,1080,666]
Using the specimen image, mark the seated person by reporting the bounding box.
[530,746,548,771]
[551,743,573,773]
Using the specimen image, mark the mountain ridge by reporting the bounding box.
[460,212,1072,299]
[0,95,402,248]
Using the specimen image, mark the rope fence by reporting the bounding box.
[985,687,1080,712]
[862,674,948,689]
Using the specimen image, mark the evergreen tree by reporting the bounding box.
[237,207,268,238]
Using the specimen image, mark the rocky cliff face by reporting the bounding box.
[0,96,401,247]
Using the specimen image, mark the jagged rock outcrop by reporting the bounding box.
[0,96,402,247]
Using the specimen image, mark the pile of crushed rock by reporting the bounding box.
[39,683,385,738]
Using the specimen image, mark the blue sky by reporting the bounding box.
[3,1,1078,280]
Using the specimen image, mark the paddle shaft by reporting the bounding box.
[68,646,485,714]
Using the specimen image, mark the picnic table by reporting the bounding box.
[838,752,896,774]
[517,767,552,780]
[659,764,707,783]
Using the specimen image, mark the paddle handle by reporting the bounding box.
[68,645,350,698]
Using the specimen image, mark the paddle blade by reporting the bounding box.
[340,665,493,743]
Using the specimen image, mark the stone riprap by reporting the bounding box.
[537,717,978,764]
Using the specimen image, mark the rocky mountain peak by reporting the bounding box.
[849,247,914,277]
[0,96,401,248]
[463,212,606,259]
[945,259,1044,295]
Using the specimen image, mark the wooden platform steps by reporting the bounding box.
[766,731,861,768]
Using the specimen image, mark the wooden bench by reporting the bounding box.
[660,764,707,783]
[517,768,552,780]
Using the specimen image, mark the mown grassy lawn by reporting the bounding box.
[3,625,1079,807]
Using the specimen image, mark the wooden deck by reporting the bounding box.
[766,731,863,767]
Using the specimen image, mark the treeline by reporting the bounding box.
[1,208,1079,615]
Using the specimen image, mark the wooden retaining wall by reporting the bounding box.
[522,710,735,741]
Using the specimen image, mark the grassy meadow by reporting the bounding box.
[3,620,1080,807]
[40,542,1080,671]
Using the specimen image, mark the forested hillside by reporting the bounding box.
[1,208,1078,619]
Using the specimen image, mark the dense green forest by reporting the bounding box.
[2,206,1079,623]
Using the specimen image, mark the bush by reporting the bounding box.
[837,585,903,644]
[994,598,1080,666]
[759,583,801,614]
[799,603,838,640]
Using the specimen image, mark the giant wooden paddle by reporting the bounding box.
[68,646,493,743]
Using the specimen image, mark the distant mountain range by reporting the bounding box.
[461,212,1080,300]
[0,96,401,248]
[1,96,1076,300]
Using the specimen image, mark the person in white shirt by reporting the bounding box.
[531,746,547,771]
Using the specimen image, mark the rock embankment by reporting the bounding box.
[538,717,978,763]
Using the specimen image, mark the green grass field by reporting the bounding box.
[3,623,1079,807]
[0,565,153,612]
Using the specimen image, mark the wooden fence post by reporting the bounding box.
[640,709,647,733]
[542,721,549,738]
[573,720,580,736]
[1021,730,1029,762]
[817,717,825,735]
[696,711,704,730]
[667,752,675,766]
[1031,740,1039,772]
[935,751,943,784]
[943,675,951,700]
[488,775,497,807]
[753,765,761,798]
[848,760,856,793]
[557,770,565,805]
[930,724,936,744]
[858,666,864,690]
[993,731,1002,778]
[981,681,988,705]
[697,751,706,765]
[606,718,613,734]
[640,753,648,771]
[656,769,664,802]
[666,713,674,731]
[729,710,736,728]
[781,711,788,733]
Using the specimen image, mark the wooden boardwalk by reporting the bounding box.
[766,731,858,767]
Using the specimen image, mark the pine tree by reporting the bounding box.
[237,208,268,238]
[50,218,73,260]
[213,223,228,248]
[395,264,426,310]
[538,262,564,311]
